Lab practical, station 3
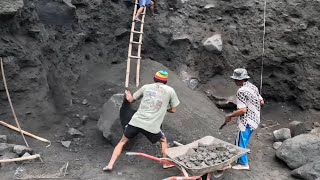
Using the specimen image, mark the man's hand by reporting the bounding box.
[125,90,134,103]
[225,114,232,122]
[167,107,177,113]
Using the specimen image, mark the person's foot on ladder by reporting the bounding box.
[134,17,142,22]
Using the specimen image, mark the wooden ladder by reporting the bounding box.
[125,0,147,88]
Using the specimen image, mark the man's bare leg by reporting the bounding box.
[160,137,174,169]
[134,7,145,21]
[150,1,156,15]
[103,135,129,171]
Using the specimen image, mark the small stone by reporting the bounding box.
[261,124,267,128]
[273,128,291,142]
[314,122,320,127]
[117,172,123,176]
[82,99,88,105]
[204,4,215,9]
[114,28,128,37]
[68,128,84,137]
[273,142,282,150]
[21,152,31,157]
[63,0,76,9]
[203,34,223,54]
[61,141,72,148]
[80,115,88,121]
[0,135,7,143]
[13,145,33,156]
[75,114,80,118]
[311,127,320,134]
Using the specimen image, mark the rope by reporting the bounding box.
[260,0,267,94]
[0,57,30,147]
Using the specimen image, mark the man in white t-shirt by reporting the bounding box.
[103,70,180,171]
[224,68,264,170]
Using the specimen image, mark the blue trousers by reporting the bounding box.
[235,126,253,165]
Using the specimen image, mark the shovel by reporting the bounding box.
[219,121,227,130]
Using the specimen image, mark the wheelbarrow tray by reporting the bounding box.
[166,136,249,176]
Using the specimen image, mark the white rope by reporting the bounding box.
[260,0,267,94]
[0,57,30,147]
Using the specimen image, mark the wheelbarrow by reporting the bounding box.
[126,136,250,180]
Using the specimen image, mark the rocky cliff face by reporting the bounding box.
[0,0,320,123]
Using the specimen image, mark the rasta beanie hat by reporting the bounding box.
[154,70,168,82]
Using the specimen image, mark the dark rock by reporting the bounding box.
[0,0,24,16]
[276,134,320,169]
[171,34,193,43]
[0,143,12,155]
[97,94,124,142]
[291,158,320,180]
[273,128,291,142]
[36,0,76,25]
[114,28,128,38]
[13,145,33,156]
[289,121,307,137]
[0,135,7,143]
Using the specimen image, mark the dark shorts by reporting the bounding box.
[139,0,151,7]
[124,124,165,144]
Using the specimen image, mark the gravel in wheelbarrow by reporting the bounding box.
[166,136,249,176]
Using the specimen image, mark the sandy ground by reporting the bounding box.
[1,96,315,180]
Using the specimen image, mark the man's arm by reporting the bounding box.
[225,108,247,122]
[125,86,146,103]
[167,89,180,113]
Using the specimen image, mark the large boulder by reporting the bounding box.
[203,34,223,54]
[273,128,291,142]
[276,134,320,169]
[291,158,320,180]
[97,94,124,143]
[0,0,24,16]
[97,60,228,146]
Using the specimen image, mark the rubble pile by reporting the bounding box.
[175,143,238,169]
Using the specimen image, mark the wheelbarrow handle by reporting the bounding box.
[126,152,175,166]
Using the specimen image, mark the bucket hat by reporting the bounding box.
[230,68,250,80]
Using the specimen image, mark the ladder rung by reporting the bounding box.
[132,21,144,24]
[129,56,141,59]
[130,41,142,45]
[131,30,143,34]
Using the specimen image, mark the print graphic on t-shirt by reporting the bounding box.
[140,89,164,112]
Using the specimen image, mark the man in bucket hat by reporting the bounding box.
[224,68,264,170]
[103,70,180,171]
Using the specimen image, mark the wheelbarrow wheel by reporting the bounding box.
[201,173,208,180]
[212,170,224,179]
